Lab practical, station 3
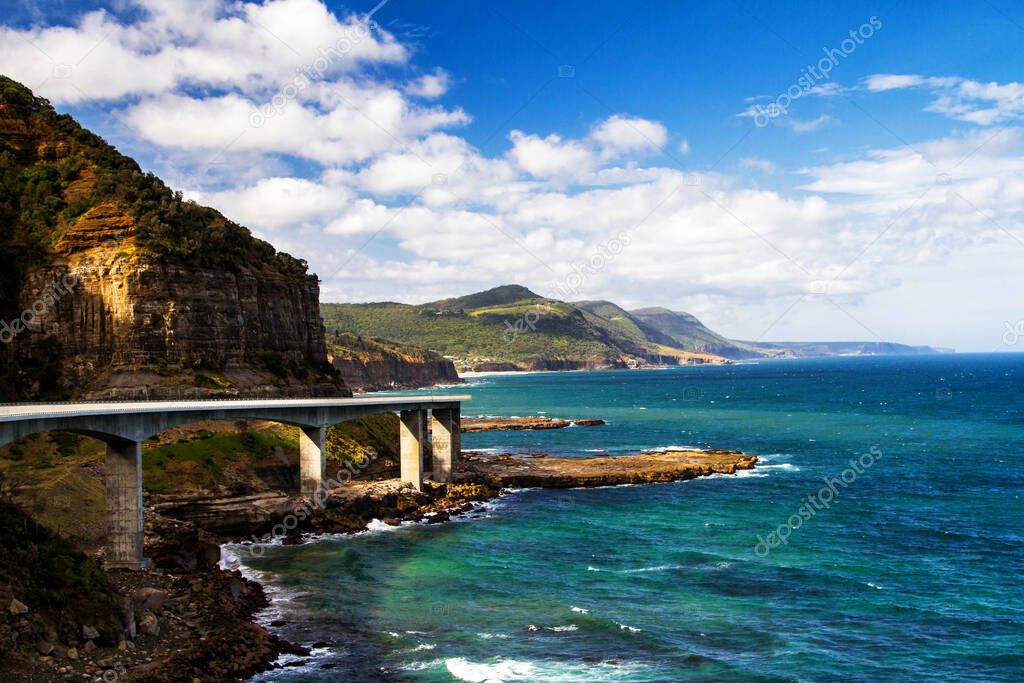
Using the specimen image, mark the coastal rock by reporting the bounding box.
[132,588,168,613]
[81,625,100,641]
[461,416,605,432]
[138,612,160,637]
[9,598,28,615]
[460,449,758,488]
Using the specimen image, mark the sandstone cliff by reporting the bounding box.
[0,76,348,400]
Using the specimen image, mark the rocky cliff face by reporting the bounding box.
[332,355,461,392]
[327,332,460,391]
[0,77,348,400]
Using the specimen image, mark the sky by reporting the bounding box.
[2,0,1023,351]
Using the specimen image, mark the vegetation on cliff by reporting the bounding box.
[0,76,310,284]
[0,499,124,648]
[0,76,345,401]
[325,284,944,369]
[327,331,460,390]
[322,285,725,371]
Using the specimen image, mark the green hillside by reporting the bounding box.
[629,307,770,360]
[322,286,725,371]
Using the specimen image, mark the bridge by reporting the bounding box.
[0,395,469,569]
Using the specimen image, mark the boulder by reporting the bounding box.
[138,611,159,637]
[132,587,168,613]
[9,598,28,615]
[81,624,100,641]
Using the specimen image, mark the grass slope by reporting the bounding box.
[629,307,770,359]
[322,288,634,369]
[322,286,729,370]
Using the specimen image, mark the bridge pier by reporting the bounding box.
[299,425,327,499]
[399,409,426,491]
[430,408,460,483]
[104,438,148,570]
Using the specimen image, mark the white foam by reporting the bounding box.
[445,658,537,682]
[616,622,642,633]
[620,564,681,574]
[570,606,589,614]
[365,518,408,533]
[444,657,648,682]
[476,632,511,640]
[730,469,769,478]
[758,463,800,472]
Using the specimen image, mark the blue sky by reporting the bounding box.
[3,0,1024,351]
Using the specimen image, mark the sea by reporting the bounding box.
[225,353,1024,682]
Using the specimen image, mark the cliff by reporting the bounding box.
[327,332,460,391]
[0,76,348,400]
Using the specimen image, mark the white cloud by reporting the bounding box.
[189,177,352,232]
[508,130,595,179]
[406,68,451,98]
[0,0,407,104]
[740,157,777,173]
[589,115,667,159]
[3,1,1020,347]
[785,114,835,132]
[864,74,927,92]
[864,73,1024,125]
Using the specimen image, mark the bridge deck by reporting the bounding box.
[0,395,472,421]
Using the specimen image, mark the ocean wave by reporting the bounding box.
[757,463,800,472]
[527,624,579,632]
[476,632,511,640]
[616,622,642,633]
[444,657,648,682]
[729,469,769,478]
[620,564,683,574]
[587,564,682,574]
[644,444,708,453]
[570,606,589,614]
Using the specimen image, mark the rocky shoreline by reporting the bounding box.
[1,448,757,682]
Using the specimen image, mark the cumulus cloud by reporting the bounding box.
[4,0,1020,339]
[406,68,451,98]
[508,130,596,179]
[0,0,407,103]
[590,115,667,159]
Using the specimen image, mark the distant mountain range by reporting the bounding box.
[322,285,946,372]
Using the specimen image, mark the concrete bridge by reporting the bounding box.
[0,395,468,569]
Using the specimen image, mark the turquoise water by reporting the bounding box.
[234,354,1024,681]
